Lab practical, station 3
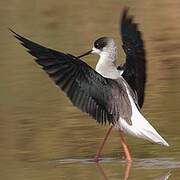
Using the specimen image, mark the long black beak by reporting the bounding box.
[77,50,92,58]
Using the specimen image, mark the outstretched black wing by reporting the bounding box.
[118,8,146,108]
[10,29,131,125]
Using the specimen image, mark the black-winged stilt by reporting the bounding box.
[10,8,169,162]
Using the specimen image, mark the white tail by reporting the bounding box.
[119,82,169,147]
[122,109,169,146]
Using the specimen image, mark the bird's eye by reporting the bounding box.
[94,37,108,49]
[95,43,99,48]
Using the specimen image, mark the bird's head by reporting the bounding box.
[78,37,117,60]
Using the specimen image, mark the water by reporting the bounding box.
[0,0,180,179]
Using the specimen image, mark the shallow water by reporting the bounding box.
[0,0,180,179]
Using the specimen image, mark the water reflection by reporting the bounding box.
[96,161,171,180]
[97,162,171,180]
[51,157,176,179]
[96,162,131,180]
[153,172,171,180]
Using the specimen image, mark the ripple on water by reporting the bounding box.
[48,157,180,169]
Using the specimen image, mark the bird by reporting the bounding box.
[10,8,169,162]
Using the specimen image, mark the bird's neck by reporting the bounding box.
[95,51,120,79]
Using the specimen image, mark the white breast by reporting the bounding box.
[95,52,120,79]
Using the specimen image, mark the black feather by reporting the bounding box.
[10,28,117,125]
[118,8,146,108]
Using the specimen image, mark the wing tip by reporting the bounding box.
[8,27,15,34]
[122,7,129,17]
[8,28,20,38]
[9,28,26,45]
[121,7,130,22]
[121,7,134,25]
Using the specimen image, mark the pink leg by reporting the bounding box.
[93,126,113,162]
[119,130,132,162]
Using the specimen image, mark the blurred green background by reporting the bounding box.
[0,0,180,179]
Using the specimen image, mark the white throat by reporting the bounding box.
[95,51,120,79]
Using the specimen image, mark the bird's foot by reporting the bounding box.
[92,156,101,162]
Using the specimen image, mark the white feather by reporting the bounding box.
[116,82,169,147]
